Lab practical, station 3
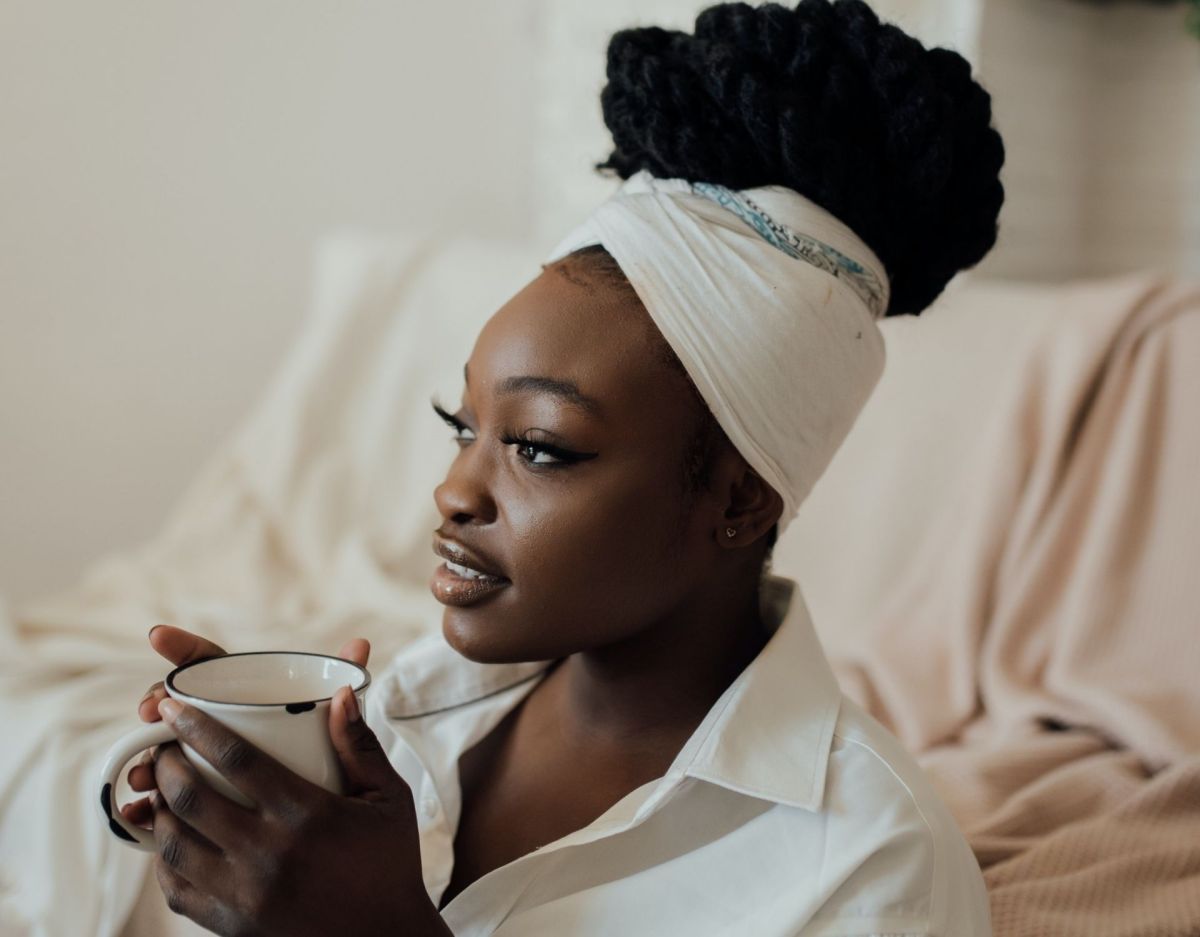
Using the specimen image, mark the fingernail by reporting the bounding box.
[148,624,162,640]
[158,697,182,722]
[343,685,360,722]
[149,790,160,808]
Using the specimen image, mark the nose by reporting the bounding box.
[433,445,497,525]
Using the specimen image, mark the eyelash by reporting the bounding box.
[431,399,594,469]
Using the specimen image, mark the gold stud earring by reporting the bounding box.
[725,527,737,538]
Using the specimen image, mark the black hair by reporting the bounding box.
[592,0,1005,319]
[551,0,1006,555]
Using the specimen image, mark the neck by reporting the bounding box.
[544,569,773,759]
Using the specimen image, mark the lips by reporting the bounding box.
[432,535,508,580]
[430,534,511,607]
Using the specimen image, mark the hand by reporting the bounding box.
[129,626,451,936]
[123,625,370,828]
[146,682,449,936]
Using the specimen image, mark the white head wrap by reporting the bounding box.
[543,169,890,537]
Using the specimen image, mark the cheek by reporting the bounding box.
[443,463,695,662]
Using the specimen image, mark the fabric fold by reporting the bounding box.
[545,169,890,533]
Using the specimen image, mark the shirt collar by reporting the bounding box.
[673,574,842,812]
[380,574,841,813]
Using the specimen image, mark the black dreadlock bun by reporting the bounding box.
[593,0,1006,317]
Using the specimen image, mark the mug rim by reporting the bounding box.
[165,650,371,709]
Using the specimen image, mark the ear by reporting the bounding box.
[712,451,783,549]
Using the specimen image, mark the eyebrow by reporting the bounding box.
[464,363,602,417]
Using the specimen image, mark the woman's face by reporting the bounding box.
[430,262,728,664]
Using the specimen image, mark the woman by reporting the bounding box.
[124,1,1004,933]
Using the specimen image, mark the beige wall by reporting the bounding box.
[1,2,539,603]
[976,0,1200,282]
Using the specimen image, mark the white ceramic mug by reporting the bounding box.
[98,650,371,851]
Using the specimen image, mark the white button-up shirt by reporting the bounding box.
[365,575,991,936]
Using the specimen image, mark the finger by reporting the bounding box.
[138,683,167,723]
[121,797,153,829]
[151,792,227,889]
[151,829,234,934]
[148,624,228,667]
[129,762,157,792]
[128,748,158,790]
[337,637,370,668]
[153,738,257,850]
[158,698,311,816]
[330,684,407,801]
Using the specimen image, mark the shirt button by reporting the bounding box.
[420,797,441,820]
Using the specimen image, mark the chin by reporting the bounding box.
[442,610,527,664]
[440,608,564,665]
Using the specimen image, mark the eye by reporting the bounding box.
[431,400,475,444]
[431,397,599,470]
[500,432,598,469]
[506,436,566,466]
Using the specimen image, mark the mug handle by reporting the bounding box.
[98,722,176,851]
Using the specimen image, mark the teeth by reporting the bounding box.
[446,559,495,581]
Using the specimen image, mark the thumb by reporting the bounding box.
[329,685,406,800]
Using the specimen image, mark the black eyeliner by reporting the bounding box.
[499,433,598,465]
[431,395,598,467]
[431,398,469,434]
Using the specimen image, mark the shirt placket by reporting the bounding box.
[439,768,692,935]
[438,670,741,932]
[389,678,549,906]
